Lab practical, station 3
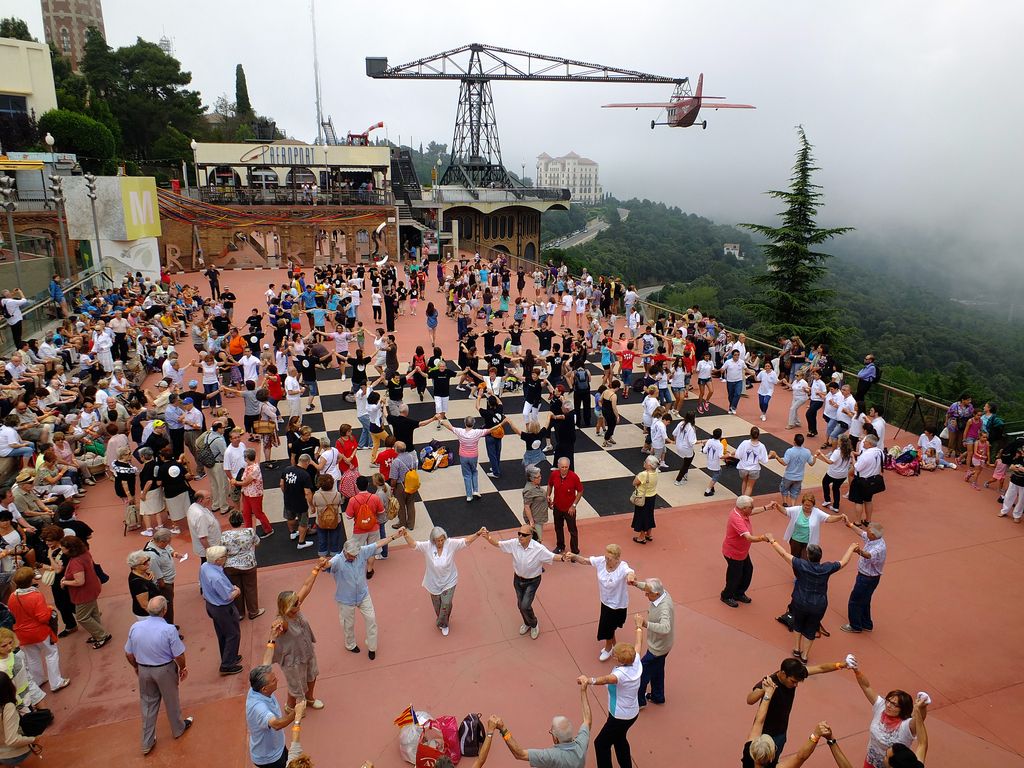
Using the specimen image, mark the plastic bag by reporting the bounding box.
[399,724,424,765]
[417,724,450,768]
[431,716,462,764]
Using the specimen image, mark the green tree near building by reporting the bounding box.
[37,109,115,172]
[0,17,35,41]
[235,64,253,115]
[740,126,852,345]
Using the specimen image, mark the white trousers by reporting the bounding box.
[1000,483,1024,520]
[22,638,63,689]
[338,596,377,652]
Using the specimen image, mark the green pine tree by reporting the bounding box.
[740,126,852,344]
[0,17,35,41]
[235,64,253,115]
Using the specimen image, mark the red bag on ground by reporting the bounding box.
[430,716,461,763]
[416,724,450,768]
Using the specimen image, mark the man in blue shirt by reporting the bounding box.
[324,532,401,661]
[198,546,243,675]
[246,659,305,768]
[124,596,193,755]
[770,434,816,507]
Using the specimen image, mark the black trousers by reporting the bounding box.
[52,579,77,630]
[168,428,185,458]
[603,412,617,442]
[113,332,129,362]
[553,507,579,554]
[573,390,592,427]
[722,555,753,600]
[205,601,240,670]
[821,475,846,511]
[595,714,638,768]
[9,320,22,349]
[675,454,694,482]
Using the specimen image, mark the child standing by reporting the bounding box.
[965,431,990,489]
[695,352,714,413]
[701,428,725,497]
[963,411,983,467]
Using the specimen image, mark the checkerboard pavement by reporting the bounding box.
[254,360,826,563]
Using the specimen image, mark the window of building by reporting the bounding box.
[483,218,490,239]
[0,95,28,117]
[60,28,71,53]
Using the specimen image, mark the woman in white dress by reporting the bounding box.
[92,323,115,374]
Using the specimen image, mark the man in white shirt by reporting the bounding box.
[222,430,247,513]
[1,290,29,348]
[238,351,260,383]
[829,384,857,443]
[284,366,303,418]
[162,354,186,387]
[186,490,221,561]
[868,406,887,451]
[850,434,885,526]
[481,524,562,639]
[719,349,746,414]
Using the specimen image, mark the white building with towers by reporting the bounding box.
[536,152,603,204]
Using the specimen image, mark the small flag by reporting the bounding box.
[394,704,416,727]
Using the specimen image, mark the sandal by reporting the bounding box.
[816,624,830,638]
[792,650,804,661]
[632,537,647,545]
[645,536,654,542]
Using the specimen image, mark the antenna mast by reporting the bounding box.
[310,0,324,145]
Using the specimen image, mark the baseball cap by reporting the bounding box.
[188,379,198,388]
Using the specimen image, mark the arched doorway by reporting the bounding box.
[356,229,370,258]
[210,166,240,187]
[524,242,536,262]
[249,167,279,189]
[286,167,317,187]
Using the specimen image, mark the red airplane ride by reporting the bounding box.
[603,73,754,129]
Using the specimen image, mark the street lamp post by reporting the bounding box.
[43,132,55,209]
[48,175,71,279]
[434,157,443,262]
[190,139,200,199]
[0,175,24,291]
[84,174,103,268]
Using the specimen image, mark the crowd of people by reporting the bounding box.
[0,251,984,766]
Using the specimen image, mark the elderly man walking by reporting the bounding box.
[124,596,193,756]
[144,528,185,626]
[199,546,243,675]
[841,519,887,634]
[388,442,419,531]
[548,457,583,555]
[631,578,675,708]
[324,532,401,660]
[482,524,563,639]
[246,662,305,768]
[494,679,592,767]
[187,490,221,563]
[720,495,772,608]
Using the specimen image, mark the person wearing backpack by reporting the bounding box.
[388,442,420,531]
[199,422,229,514]
[345,476,384,579]
[572,366,593,428]
[312,475,345,559]
[397,525,487,637]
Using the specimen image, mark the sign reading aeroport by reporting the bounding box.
[193,141,390,169]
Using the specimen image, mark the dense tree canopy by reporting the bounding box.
[37,109,115,172]
[0,17,34,41]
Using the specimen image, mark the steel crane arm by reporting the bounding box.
[369,42,683,83]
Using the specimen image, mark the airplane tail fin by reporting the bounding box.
[696,72,703,100]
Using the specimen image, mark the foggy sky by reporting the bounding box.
[9,0,1022,256]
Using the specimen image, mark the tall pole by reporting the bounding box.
[85,174,103,268]
[310,0,324,145]
[48,175,71,279]
[0,176,23,291]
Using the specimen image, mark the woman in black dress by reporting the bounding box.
[600,380,622,447]
[127,550,161,618]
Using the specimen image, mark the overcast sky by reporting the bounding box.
[9,0,1022,255]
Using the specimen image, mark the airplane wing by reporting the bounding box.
[705,103,756,109]
[602,102,680,109]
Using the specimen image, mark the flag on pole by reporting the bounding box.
[394,704,416,727]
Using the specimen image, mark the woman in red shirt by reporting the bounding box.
[264,364,286,406]
[8,567,69,691]
[58,536,112,649]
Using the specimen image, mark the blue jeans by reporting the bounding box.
[317,526,344,557]
[460,457,479,496]
[758,393,771,414]
[378,523,389,558]
[827,418,848,440]
[726,380,742,411]
[485,435,502,476]
[357,415,373,449]
[847,573,880,630]
[4,446,33,458]
[203,382,222,408]
[638,649,668,705]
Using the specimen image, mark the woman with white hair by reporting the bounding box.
[127,551,161,619]
[397,525,487,636]
[563,544,635,661]
[630,455,660,545]
[744,676,833,767]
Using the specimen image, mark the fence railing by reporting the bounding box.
[0,266,113,353]
[458,239,954,437]
[195,187,393,207]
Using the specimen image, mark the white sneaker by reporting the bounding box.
[297,541,314,550]
[658,462,669,469]
[760,415,767,422]
[473,491,482,497]
[519,624,529,635]
[599,648,613,662]
[289,532,299,540]
[530,626,539,640]
[140,528,154,537]
[674,478,686,486]
[441,626,450,637]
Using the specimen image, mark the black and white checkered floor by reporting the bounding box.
[250,361,825,565]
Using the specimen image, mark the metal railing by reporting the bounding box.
[434,186,571,204]
[195,187,393,207]
[459,239,954,435]
[0,266,113,353]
